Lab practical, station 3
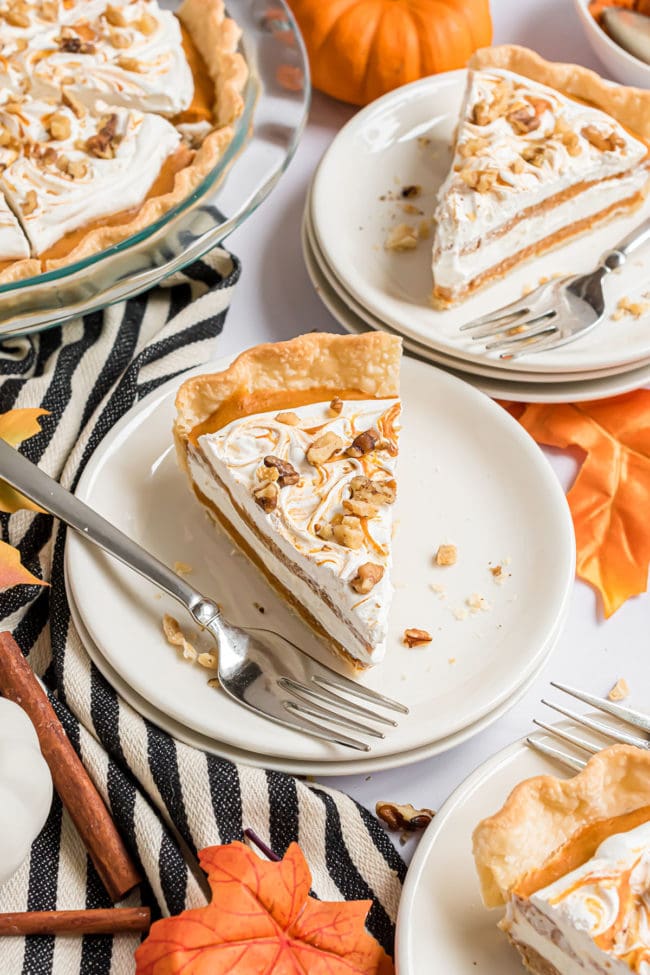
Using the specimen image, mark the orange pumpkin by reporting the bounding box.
[287,0,493,107]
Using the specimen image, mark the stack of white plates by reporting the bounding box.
[304,71,650,404]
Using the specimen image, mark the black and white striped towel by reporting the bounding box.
[0,247,405,975]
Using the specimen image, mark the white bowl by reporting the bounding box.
[573,0,650,88]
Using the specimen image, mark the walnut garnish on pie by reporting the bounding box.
[0,0,248,283]
[473,744,650,975]
[173,332,402,671]
[431,45,650,307]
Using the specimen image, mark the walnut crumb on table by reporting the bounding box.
[435,544,457,566]
[608,677,629,702]
[403,628,432,648]
[375,801,434,832]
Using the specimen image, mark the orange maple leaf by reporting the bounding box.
[514,392,650,617]
[0,408,48,514]
[0,540,47,589]
[134,841,394,975]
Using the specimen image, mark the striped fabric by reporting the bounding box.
[0,248,405,975]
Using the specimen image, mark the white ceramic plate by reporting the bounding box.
[302,216,650,404]
[66,354,574,764]
[305,196,650,386]
[311,71,650,376]
[396,724,587,975]
[67,588,566,776]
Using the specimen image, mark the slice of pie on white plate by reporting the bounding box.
[432,45,650,306]
[174,332,402,670]
[473,744,650,975]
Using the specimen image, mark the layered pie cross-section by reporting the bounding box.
[432,46,650,306]
[0,0,248,283]
[174,333,402,670]
[473,744,650,975]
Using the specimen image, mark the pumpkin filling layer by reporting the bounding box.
[185,394,401,669]
[502,812,650,975]
[432,66,650,305]
[0,0,246,278]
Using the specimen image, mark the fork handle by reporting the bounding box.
[601,216,650,271]
[0,440,221,629]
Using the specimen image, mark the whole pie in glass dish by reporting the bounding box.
[0,0,248,283]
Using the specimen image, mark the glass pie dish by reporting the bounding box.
[0,0,310,337]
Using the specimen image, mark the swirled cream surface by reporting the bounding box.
[191,398,400,666]
[505,820,650,975]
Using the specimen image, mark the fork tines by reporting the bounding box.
[527,681,650,771]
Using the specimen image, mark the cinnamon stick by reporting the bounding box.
[0,908,151,937]
[0,632,141,902]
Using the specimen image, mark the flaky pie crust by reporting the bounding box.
[473,744,650,908]
[469,45,650,140]
[174,331,402,464]
[44,0,248,271]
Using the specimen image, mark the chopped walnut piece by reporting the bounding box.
[332,515,364,550]
[343,497,379,519]
[197,651,218,670]
[136,10,158,34]
[403,628,432,648]
[510,156,526,174]
[109,28,131,48]
[581,125,625,152]
[62,88,86,119]
[67,158,88,179]
[263,454,299,487]
[435,544,457,566]
[3,6,30,27]
[47,112,71,141]
[275,411,300,426]
[162,614,197,661]
[117,55,144,73]
[349,474,396,506]
[346,428,379,458]
[253,481,279,513]
[23,189,38,215]
[459,168,497,193]
[472,80,512,125]
[608,677,630,702]
[350,562,384,595]
[57,30,96,54]
[306,431,343,465]
[401,184,421,198]
[385,223,418,251]
[376,801,434,832]
[507,106,542,135]
[86,113,119,159]
[522,145,548,167]
[458,136,490,158]
[314,521,334,541]
[40,0,58,22]
[105,3,127,26]
[328,397,343,416]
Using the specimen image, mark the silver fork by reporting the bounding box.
[0,440,407,753]
[460,216,650,359]
[527,680,650,771]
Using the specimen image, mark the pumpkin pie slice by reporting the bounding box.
[432,45,650,306]
[174,333,402,670]
[473,744,650,975]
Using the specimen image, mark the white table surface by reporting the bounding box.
[225,1,650,864]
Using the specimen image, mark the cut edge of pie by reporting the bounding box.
[431,45,650,307]
[43,0,248,273]
[472,742,650,908]
[174,331,402,671]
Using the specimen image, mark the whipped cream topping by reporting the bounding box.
[0,194,29,259]
[433,68,650,296]
[505,820,650,975]
[0,0,194,117]
[0,97,180,254]
[193,398,400,666]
